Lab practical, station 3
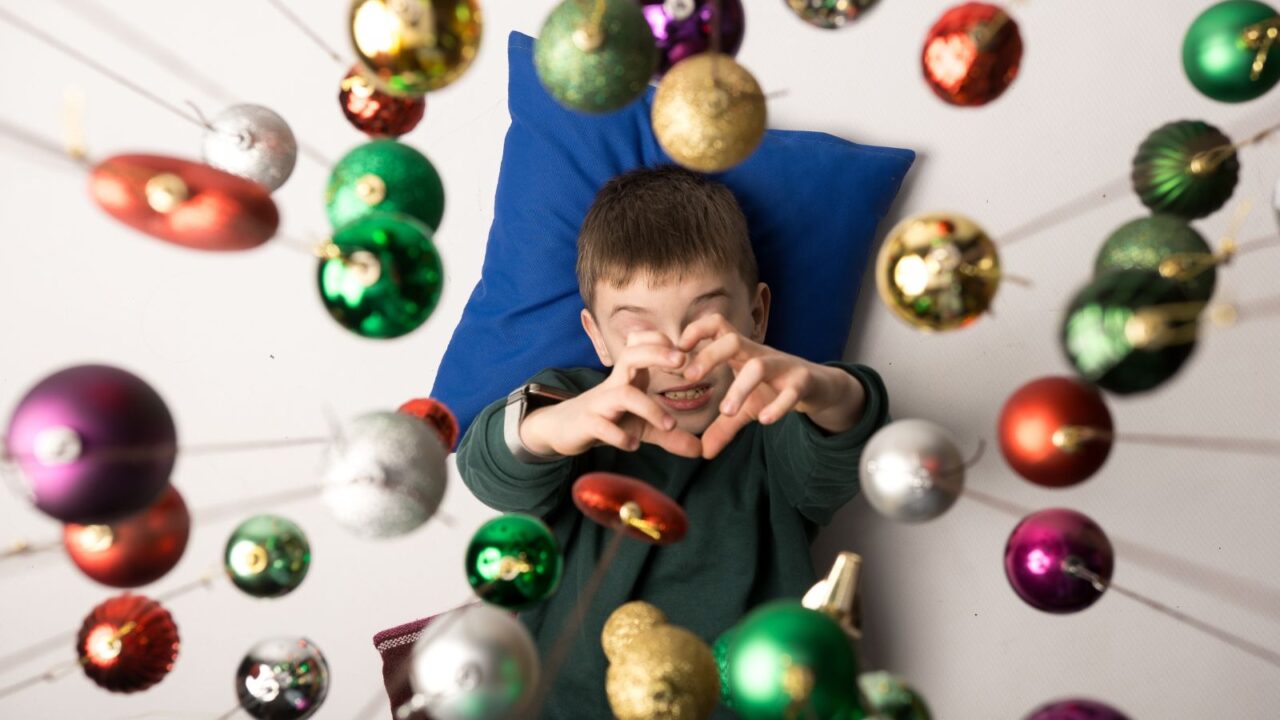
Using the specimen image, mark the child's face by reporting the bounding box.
[581,266,770,436]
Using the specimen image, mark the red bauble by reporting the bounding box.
[572,472,688,545]
[77,593,180,693]
[339,65,425,138]
[64,486,191,588]
[397,397,460,451]
[998,376,1114,488]
[922,2,1023,106]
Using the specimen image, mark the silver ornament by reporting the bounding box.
[859,419,965,522]
[201,104,298,191]
[322,411,447,538]
[235,637,330,720]
[1273,175,1280,228]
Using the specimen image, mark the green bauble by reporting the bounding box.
[224,514,311,598]
[1095,215,1217,302]
[534,0,658,113]
[1061,269,1199,395]
[1183,1,1280,103]
[1132,120,1239,219]
[325,140,445,231]
[712,627,737,710]
[858,672,931,720]
[318,212,443,339]
[465,513,563,609]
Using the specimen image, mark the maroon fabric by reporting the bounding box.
[372,616,433,720]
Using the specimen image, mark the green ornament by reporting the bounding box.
[224,514,311,598]
[465,513,563,609]
[1061,269,1200,395]
[318,212,443,339]
[1132,120,1239,219]
[1095,215,1217,302]
[534,0,658,113]
[1183,0,1280,103]
[325,139,445,231]
[712,627,737,710]
[859,672,931,720]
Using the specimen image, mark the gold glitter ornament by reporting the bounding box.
[602,600,668,663]
[651,52,767,172]
[606,625,720,720]
[349,0,483,96]
[875,212,1001,331]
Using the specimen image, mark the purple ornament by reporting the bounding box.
[639,0,746,77]
[1024,699,1131,720]
[5,365,175,524]
[1004,508,1114,614]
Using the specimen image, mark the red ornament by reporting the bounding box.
[89,154,279,251]
[572,472,688,545]
[397,397,460,451]
[922,2,1023,106]
[64,486,191,588]
[339,65,426,138]
[998,376,1113,488]
[77,593,180,693]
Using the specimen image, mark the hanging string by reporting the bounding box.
[0,619,140,700]
[0,434,332,466]
[265,0,346,67]
[0,116,92,169]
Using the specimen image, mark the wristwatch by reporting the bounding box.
[503,383,577,463]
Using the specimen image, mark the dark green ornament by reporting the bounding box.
[534,0,658,113]
[224,514,311,598]
[1132,120,1239,219]
[1095,215,1217,302]
[1061,269,1200,395]
[1183,0,1280,103]
[325,140,445,231]
[318,212,443,339]
[712,626,737,710]
[465,513,563,610]
[859,672,931,720]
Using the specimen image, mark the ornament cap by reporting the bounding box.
[801,551,863,640]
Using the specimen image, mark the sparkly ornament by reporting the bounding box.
[922,3,1023,106]
[651,52,766,173]
[1183,1,1280,103]
[573,472,689,544]
[409,604,539,720]
[236,637,330,720]
[1095,215,1217,302]
[349,0,483,96]
[875,212,1000,332]
[465,513,563,609]
[318,212,444,339]
[326,139,445,231]
[6,364,175,524]
[1005,508,1113,614]
[398,397,460,451]
[339,64,425,137]
[64,485,190,588]
[1024,699,1131,720]
[224,515,311,598]
[998,376,1113,488]
[786,0,878,29]
[602,601,669,663]
[1132,120,1239,219]
[322,411,448,538]
[859,672,932,720]
[1061,269,1199,395]
[711,627,736,709]
[802,551,863,640]
[606,624,720,720]
[639,0,745,76]
[859,419,965,522]
[201,104,297,191]
[77,593,179,693]
[535,0,658,113]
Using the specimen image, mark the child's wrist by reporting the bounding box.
[802,364,866,434]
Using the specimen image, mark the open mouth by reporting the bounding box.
[654,383,713,412]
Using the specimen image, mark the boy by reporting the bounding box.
[457,165,889,719]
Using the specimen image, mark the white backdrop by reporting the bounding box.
[2,1,1278,717]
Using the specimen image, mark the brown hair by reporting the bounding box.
[576,165,757,309]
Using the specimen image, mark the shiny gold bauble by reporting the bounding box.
[349,0,483,96]
[651,52,767,173]
[602,600,668,663]
[875,212,1001,331]
[606,625,720,720]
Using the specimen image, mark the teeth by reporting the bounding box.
[662,387,706,401]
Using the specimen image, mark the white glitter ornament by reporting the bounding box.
[201,104,298,191]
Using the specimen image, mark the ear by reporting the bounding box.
[750,282,771,343]
[581,308,615,366]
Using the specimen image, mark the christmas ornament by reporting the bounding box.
[802,551,863,640]
[785,0,878,29]
[339,64,426,137]
[606,624,720,720]
[922,3,1023,106]
[711,627,736,709]
[317,212,444,339]
[77,593,179,693]
[859,419,966,522]
[1183,1,1280,103]
[875,212,1000,331]
[236,637,330,720]
[409,604,539,720]
[89,154,279,251]
[1061,269,1199,395]
[535,0,658,113]
[1132,120,1239,219]
[1004,508,1113,614]
[639,0,745,76]
[326,139,445,231]
[398,397,460,450]
[859,672,932,720]
[997,376,1113,488]
[349,0,483,96]
[602,601,668,663]
[201,104,298,192]
[1024,699,1131,720]
[1095,215,1217,302]
[651,52,766,172]
[322,411,447,538]
[6,364,175,524]
[224,515,311,598]
[64,485,190,588]
[465,513,563,609]
[572,472,688,544]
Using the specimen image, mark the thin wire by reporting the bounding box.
[0,630,75,675]
[0,435,332,465]
[1117,432,1280,456]
[265,0,346,66]
[0,116,92,168]
[997,175,1132,247]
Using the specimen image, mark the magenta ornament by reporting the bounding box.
[638,0,746,77]
[1004,508,1113,614]
[1024,699,1131,720]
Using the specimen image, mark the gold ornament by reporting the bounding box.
[651,52,766,173]
[349,0,483,96]
[602,600,668,663]
[606,625,720,720]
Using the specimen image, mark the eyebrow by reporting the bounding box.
[608,288,729,319]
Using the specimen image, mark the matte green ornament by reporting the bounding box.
[1061,269,1199,395]
[318,212,443,339]
[1132,120,1239,219]
[325,140,445,231]
[224,514,311,598]
[534,0,658,113]
[859,672,931,720]
[1183,0,1280,103]
[465,513,563,609]
[1095,215,1217,302]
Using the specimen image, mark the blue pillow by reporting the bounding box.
[434,31,915,437]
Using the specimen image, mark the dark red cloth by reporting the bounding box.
[372,616,433,720]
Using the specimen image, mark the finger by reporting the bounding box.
[677,313,732,351]
[685,332,754,382]
[609,344,687,385]
[641,426,703,458]
[625,331,673,348]
[757,386,800,425]
[589,416,638,452]
[615,386,677,431]
[700,411,754,460]
[719,357,769,416]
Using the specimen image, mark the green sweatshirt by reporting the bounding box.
[457,362,889,720]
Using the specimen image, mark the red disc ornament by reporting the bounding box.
[339,64,426,138]
[922,2,1023,106]
[77,593,180,693]
[572,472,688,545]
[64,485,191,588]
[998,377,1114,488]
[397,397,460,451]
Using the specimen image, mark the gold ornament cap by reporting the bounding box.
[801,551,863,640]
